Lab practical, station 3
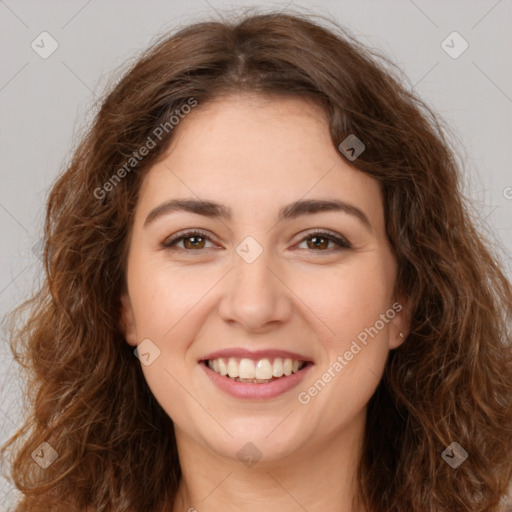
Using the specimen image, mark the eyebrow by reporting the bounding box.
[144,198,373,232]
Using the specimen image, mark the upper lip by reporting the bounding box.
[200,348,313,362]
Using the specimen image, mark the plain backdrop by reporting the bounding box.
[1,0,511,508]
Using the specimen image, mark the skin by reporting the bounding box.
[120,93,410,512]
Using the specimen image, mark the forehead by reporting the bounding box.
[135,94,384,234]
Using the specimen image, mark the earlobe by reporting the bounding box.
[119,293,138,347]
[388,296,411,350]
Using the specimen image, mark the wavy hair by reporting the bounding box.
[2,9,512,512]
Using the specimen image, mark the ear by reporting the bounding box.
[119,292,138,347]
[387,295,411,350]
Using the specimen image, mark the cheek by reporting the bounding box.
[125,262,206,414]
[130,266,205,424]
[299,260,392,413]
[312,259,392,345]
[303,346,387,437]
[129,257,214,338]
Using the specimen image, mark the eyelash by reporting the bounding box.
[162,229,352,252]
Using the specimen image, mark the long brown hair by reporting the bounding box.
[2,9,511,512]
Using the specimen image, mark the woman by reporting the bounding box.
[2,10,511,512]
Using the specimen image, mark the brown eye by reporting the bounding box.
[162,229,351,252]
[306,235,330,250]
[182,235,206,249]
[163,230,215,250]
[298,231,352,251]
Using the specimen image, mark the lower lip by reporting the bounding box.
[200,362,313,400]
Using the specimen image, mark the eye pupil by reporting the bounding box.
[307,236,328,250]
[184,236,205,249]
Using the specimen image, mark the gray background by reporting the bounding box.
[1,0,511,508]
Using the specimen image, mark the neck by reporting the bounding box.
[170,412,367,512]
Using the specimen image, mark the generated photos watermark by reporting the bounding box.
[442,442,468,469]
[93,97,198,200]
[297,301,403,404]
[134,338,161,366]
[31,441,59,469]
[237,441,263,468]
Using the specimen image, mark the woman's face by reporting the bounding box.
[121,93,408,464]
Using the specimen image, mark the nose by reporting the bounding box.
[217,244,292,333]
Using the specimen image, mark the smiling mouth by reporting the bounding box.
[203,357,308,384]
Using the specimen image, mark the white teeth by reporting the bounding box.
[255,359,273,379]
[207,356,306,381]
[227,357,239,378]
[272,357,283,377]
[239,358,256,379]
[218,358,228,375]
